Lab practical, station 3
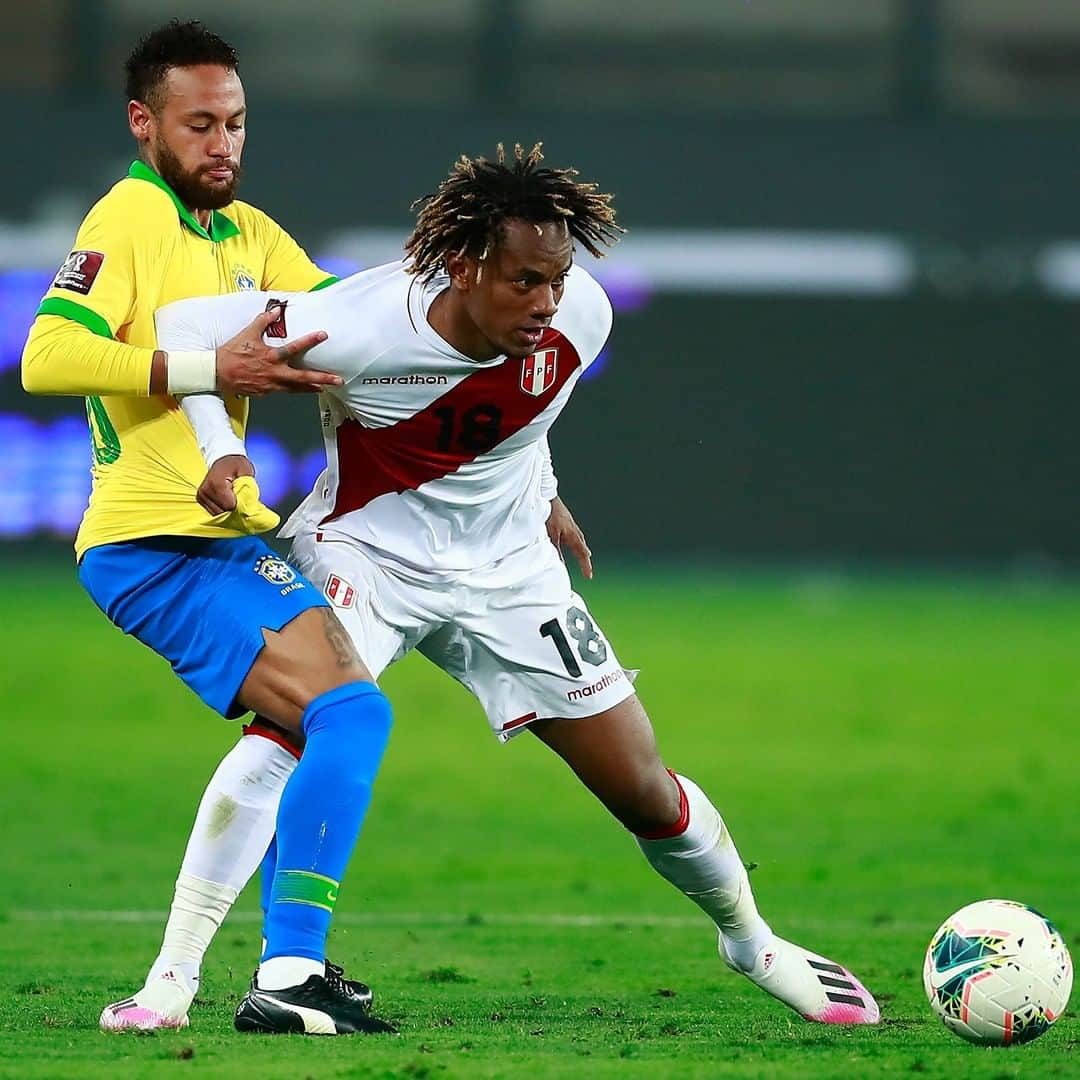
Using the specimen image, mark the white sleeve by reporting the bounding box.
[158,284,375,383]
[156,295,267,467]
[181,393,246,466]
[159,290,336,468]
[557,265,613,371]
[155,291,284,352]
[539,434,558,500]
[157,294,274,468]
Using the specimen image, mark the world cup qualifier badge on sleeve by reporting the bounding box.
[53,250,105,295]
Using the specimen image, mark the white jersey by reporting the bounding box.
[156,261,612,578]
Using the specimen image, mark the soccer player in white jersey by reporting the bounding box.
[140,144,881,1033]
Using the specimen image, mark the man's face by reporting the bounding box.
[453,219,573,359]
[130,64,246,210]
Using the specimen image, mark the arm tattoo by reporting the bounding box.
[319,607,361,668]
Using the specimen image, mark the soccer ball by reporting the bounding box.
[923,899,1073,1045]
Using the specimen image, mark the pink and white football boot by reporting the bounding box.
[99,967,196,1032]
[721,933,881,1024]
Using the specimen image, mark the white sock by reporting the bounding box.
[636,773,771,971]
[257,956,324,990]
[146,735,297,983]
[145,874,234,986]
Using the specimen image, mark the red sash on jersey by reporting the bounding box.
[323,329,580,522]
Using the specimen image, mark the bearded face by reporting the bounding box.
[152,129,243,210]
[133,63,247,213]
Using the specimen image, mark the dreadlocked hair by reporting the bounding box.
[405,143,623,283]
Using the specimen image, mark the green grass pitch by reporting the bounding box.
[1,565,1077,1078]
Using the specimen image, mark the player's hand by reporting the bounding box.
[198,454,255,515]
[213,307,341,396]
[546,496,593,580]
[198,455,281,534]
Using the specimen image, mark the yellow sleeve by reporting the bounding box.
[23,189,156,395]
[22,315,154,396]
[37,193,143,337]
[254,208,338,293]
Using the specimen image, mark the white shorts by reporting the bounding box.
[289,531,635,741]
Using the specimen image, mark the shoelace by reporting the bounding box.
[322,965,349,996]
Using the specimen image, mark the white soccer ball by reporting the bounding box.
[923,899,1073,1045]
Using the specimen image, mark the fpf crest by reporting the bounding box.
[520,348,558,397]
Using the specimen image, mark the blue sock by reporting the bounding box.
[259,835,277,957]
[263,682,392,962]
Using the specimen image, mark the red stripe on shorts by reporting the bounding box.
[501,711,538,734]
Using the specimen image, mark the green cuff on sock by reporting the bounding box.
[272,870,340,913]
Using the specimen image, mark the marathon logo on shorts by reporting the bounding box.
[53,250,105,295]
[520,348,558,397]
[264,298,288,338]
[254,554,296,587]
[566,668,625,702]
[325,573,355,609]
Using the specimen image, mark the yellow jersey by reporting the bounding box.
[21,160,335,559]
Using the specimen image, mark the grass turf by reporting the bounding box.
[0,565,1077,1078]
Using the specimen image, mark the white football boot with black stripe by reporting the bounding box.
[99,968,195,1032]
[234,967,396,1035]
[721,933,881,1024]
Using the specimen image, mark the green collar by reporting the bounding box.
[127,159,241,242]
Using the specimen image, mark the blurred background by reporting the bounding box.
[3,0,1079,567]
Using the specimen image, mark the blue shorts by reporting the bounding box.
[79,535,328,718]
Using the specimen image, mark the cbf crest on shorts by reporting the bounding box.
[520,348,558,397]
[254,554,296,585]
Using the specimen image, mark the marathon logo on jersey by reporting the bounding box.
[325,573,356,609]
[264,298,288,338]
[254,554,297,587]
[520,348,558,397]
[361,375,449,386]
[52,250,105,295]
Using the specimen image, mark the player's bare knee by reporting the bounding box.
[607,768,681,835]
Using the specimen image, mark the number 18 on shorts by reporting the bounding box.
[290,532,635,741]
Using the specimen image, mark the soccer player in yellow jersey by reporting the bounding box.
[21,21,396,1036]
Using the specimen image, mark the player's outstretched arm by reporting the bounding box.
[22,304,339,398]
[21,316,161,397]
[213,307,339,397]
[157,292,341,397]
